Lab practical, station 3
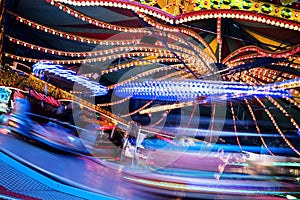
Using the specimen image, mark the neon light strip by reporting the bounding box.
[273,162,300,167]
[244,98,274,156]
[32,61,108,96]
[107,67,177,90]
[270,77,300,90]
[108,64,192,90]
[119,71,186,117]
[115,79,290,101]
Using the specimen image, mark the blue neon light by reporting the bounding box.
[115,80,290,101]
[0,87,12,112]
[32,61,107,96]
[270,77,300,89]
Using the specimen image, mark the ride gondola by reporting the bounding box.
[7,98,90,155]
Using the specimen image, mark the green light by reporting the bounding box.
[211,0,223,9]
[273,162,300,167]
[261,4,272,13]
[281,8,292,18]
[286,194,298,200]
[241,0,252,9]
[230,0,240,9]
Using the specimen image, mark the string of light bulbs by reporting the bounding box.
[229,100,243,151]
[9,11,140,46]
[223,45,300,64]
[52,0,300,30]
[7,35,186,59]
[255,96,300,157]
[244,98,274,156]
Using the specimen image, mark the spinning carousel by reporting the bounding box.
[0,0,300,199]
